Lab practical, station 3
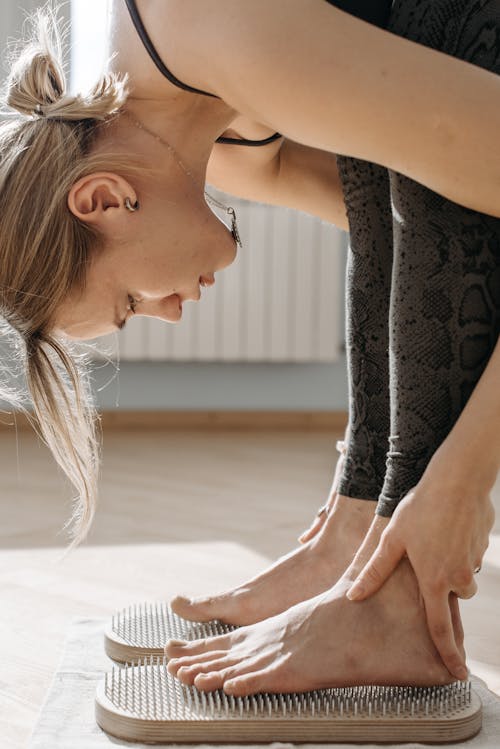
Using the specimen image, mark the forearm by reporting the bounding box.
[430,336,500,491]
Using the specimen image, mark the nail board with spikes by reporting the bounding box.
[104,602,237,664]
[95,657,482,744]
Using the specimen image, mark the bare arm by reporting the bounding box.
[208,118,349,230]
[174,0,500,219]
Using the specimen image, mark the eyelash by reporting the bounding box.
[127,294,138,314]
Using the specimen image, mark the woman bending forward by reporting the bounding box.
[1,0,499,696]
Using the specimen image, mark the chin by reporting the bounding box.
[223,238,238,268]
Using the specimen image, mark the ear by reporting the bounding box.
[67,172,138,226]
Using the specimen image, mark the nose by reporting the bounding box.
[200,273,215,287]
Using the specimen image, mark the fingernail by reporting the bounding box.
[457,666,468,680]
[166,639,188,647]
[346,585,364,601]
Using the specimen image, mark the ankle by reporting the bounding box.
[331,495,377,535]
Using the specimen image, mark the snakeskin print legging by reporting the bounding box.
[336,0,500,516]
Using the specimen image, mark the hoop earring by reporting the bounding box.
[124,197,140,212]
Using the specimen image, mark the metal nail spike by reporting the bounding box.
[97,659,482,744]
[105,601,237,664]
[100,604,482,743]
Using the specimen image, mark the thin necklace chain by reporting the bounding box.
[120,108,240,219]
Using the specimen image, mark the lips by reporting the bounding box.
[178,275,215,306]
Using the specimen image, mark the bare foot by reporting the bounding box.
[166,554,464,696]
[170,495,376,625]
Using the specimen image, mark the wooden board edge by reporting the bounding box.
[0,410,348,433]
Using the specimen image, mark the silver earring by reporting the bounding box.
[124,197,139,212]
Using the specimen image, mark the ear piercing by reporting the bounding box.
[125,197,140,212]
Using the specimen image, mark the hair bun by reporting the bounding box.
[3,4,129,122]
[4,6,67,118]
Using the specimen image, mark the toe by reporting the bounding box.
[170,595,220,622]
[165,633,234,658]
[167,650,231,676]
[179,657,239,687]
[195,656,266,692]
[194,670,226,691]
[194,666,237,692]
[175,660,223,686]
[223,667,277,697]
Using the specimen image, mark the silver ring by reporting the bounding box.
[336,440,347,455]
[474,565,481,574]
[317,504,329,518]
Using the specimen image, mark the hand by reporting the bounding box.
[345,449,495,680]
[298,440,347,543]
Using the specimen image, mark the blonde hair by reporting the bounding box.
[0,2,143,553]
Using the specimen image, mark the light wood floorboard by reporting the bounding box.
[1,426,499,748]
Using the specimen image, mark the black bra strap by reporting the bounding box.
[123,0,218,98]
[216,131,283,146]
[124,0,283,146]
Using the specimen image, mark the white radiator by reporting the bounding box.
[93,191,344,363]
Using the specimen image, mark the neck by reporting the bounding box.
[117,94,237,186]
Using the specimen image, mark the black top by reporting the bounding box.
[123,0,392,146]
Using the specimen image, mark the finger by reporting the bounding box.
[298,496,335,543]
[455,578,478,600]
[423,590,467,680]
[346,534,404,601]
[298,514,326,544]
[451,568,478,600]
[448,593,464,650]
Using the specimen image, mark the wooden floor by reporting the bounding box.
[1,424,499,748]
